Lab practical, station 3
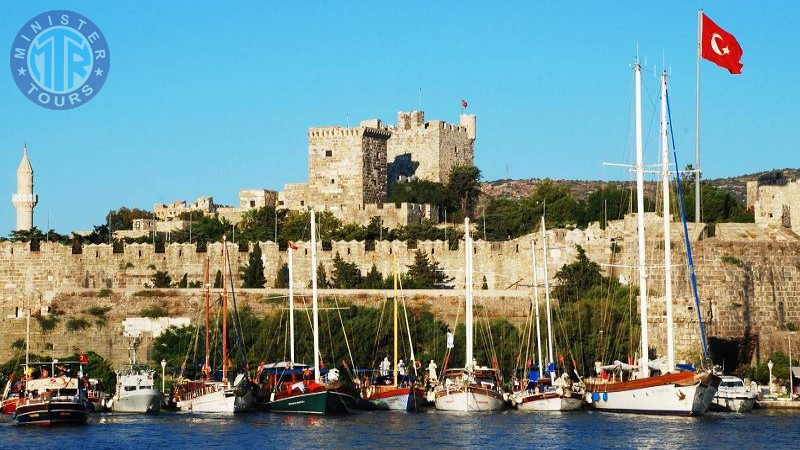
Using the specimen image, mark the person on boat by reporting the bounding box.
[427,360,438,382]
[446,331,454,350]
[302,367,313,381]
[379,357,390,377]
[328,367,340,382]
[398,360,406,377]
[40,367,49,379]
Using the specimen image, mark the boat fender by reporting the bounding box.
[591,392,600,403]
[107,398,114,409]
[586,393,593,404]
[602,392,608,402]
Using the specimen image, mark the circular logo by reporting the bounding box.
[10,10,110,110]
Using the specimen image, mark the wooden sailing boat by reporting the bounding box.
[511,217,584,411]
[364,259,428,411]
[584,63,719,416]
[434,218,505,412]
[177,240,255,413]
[262,210,359,414]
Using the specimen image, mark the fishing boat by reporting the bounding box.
[511,217,584,412]
[176,244,255,413]
[13,362,91,426]
[710,376,757,413]
[108,340,162,413]
[584,63,719,416]
[434,218,505,412]
[262,211,359,414]
[364,260,428,411]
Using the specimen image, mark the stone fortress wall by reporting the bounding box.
[747,177,800,234]
[1,215,798,367]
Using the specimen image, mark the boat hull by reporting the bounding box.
[586,372,719,416]
[111,389,162,413]
[434,387,505,412]
[14,401,89,426]
[183,387,255,414]
[367,387,427,411]
[514,391,584,411]
[265,389,358,415]
[710,395,756,413]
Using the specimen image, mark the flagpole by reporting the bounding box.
[695,9,702,223]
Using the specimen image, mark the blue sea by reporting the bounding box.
[0,409,796,449]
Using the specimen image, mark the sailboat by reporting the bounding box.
[511,217,584,411]
[434,218,505,412]
[262,210,359,414]
[364,260,428,411]
[176,243,255,413]
[584,62,719,416]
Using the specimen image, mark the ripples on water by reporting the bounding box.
[1,409,796,449]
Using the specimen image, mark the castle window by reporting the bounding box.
[325,150,332,157]
[278,200,284,206]
[300,200,305,206]
[331,179,335,184]
[455,146,459,154]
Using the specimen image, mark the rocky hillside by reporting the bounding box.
[481,168,800,203]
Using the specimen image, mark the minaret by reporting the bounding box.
[11,146,37,231]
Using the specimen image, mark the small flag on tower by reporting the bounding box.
[700,13,743,74]
[288,242,298,250]
[461,99,468,108]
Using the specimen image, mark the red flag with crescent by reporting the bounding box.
[700,13,743,74]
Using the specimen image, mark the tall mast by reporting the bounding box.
[288,244,295,364]
[541,217,555,382]
[633,61,650,378]
[310,210,321,383]
[393,258,399,386]
[532,240,543,375]
[222,236,229,383]
[661,70,676,373]
[464,218,474,369]
[204,257,210,380]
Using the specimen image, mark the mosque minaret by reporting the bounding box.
[11,146,37,231]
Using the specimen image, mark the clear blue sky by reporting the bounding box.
[1,1,797,232]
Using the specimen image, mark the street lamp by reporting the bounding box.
[768,359,774,395]
[160,359,167,393]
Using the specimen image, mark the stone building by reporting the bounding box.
[11,146,37,231]
[746,173,799,234]
[154,196,217,220]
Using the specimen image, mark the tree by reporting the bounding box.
[447,165,482,218]
[106,207,152,232]
[309,263,329,288]
[242,243,266,288]
[402,250,453,289]
[177,274,188,288]
[213,270,223,288]
[481,276,488,290]
[551,245,602,303]
[274,263,289,288]
[151,271,172,288]
[331,252,363,288]
[362,264,385,289]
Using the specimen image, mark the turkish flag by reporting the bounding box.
[288,242,298,250]
[700,13,743,74]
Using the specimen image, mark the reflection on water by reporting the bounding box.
[1,409,798,449]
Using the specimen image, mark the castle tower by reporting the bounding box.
[11,146,37,231]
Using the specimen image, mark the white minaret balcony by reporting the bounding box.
[12,193,38,206]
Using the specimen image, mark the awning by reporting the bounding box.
[791,367,800,378]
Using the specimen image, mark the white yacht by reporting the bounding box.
[110,366,162,413]
[710,376,757,412]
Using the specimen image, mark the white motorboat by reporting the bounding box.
[110,366,162,413]
[710,376,757,412]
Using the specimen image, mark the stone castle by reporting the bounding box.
[127,109,475,235]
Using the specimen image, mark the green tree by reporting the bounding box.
[177,274,188,288]
[309,262,329,288]
[447,165,482,218]
[151,271,172,288]
[362,264,385,289]
[402,250,453,289]
[274,263,289,288]
[551,245,602,303]
[242,243,266,288]
[213,270,223,288]
[331,252,363,288]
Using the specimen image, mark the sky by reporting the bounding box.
[1,1,797,232]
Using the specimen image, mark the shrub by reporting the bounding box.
[36,314,60,333]
[97,288,113,298]
[65,318,90,332]
[124,262,134,269]
[151,271,172,288]
[147,264,156,270]
[11,338,25,350]
[134,290,176,297]
[86,306,111,317]
[140,306,168,318]
[722,256,743,267]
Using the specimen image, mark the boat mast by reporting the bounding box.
[541,217,555,382]
[393,258,399,386]
[633,60,650,379]
[222,236,229,384]
[204,256,210,380]
[310,210,321,383]
[532,240,543,377]
[25,304,30,389]
[661,70,676,373]
[288,243,295,364]
[464,218,474,369]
